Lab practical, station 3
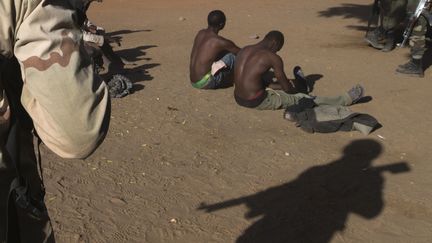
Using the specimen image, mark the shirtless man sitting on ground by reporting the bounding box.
[234,30,364,113]
[190,10,241,89]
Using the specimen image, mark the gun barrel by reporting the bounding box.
[199,197,247,212]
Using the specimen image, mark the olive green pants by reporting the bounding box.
[255,89,352,110]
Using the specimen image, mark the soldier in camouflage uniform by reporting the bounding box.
[0,0,110,242]
[365,0,408,52]
[396,0,430,77]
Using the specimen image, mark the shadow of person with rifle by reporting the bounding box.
[199,139,410,243]
[318,3,377,31]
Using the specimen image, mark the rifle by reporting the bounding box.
[398,0,431,47]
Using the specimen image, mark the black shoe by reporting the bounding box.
[293,66,309,94]
[396,59,424,77]
[381,31,396,52]
[365,28,385,49]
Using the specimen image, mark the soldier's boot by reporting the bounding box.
[381,30,396,52]
[396,58,424,77]
[365,27,385,49]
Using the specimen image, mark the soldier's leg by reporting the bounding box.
[382,0,408,51]
[0,58,55,242]
[0,156,16,243]
[18,129,55,243]
[365,0,389,49]
[396,15,428,77]
[366,0,407,51]
[314,85,364,106]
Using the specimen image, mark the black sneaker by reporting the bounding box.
[364,28,385,49]
[293,66,309,94]
[381,31,396,52]
[396,59,424,77]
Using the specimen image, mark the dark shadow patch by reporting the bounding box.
[304,74,323,93]
[318,3,373,23]
[125,63,161,83]
[115,45,158,63]
[318,3,382,34]
[355,95,373,104]
[130,83,145,93]
[106,29,152,37]
[199,139,410,243]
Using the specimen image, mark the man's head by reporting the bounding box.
[207,10,226,30]
[263,31,284,52]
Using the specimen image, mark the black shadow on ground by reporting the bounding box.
[199,139,410,243]
[356,95,373,104]
[318,3,374,31]
[305,74,323,93]
[126,63,161,93]
[116,45,158,63]
[100,42,160,94]
[106,29,152,37]
[117,45,160,87]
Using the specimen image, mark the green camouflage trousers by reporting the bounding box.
[381,0,407,30]
[405,0,428,59]
[410,15,428,60]
[380,0,428,59]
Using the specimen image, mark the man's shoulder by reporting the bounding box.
[243,46,275,58]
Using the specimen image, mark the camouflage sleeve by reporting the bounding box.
[13,1,110,159]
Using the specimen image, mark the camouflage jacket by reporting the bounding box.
[0,0,110,159]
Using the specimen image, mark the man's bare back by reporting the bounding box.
[234,37,298,101]
[234,45,280,99]
[189,29,237,82]
[189,10,240,89]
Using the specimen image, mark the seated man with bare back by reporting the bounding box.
[190,10,241,89]
[234,30,364,112]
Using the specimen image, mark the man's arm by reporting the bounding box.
[13,1,110,159]
[271,55,297,94]
[220,38,241,55]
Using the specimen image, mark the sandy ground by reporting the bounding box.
[40,0,432,242]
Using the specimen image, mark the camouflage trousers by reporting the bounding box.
[381,0,407,30]
[0,129,55,243]
[380,0,428,59]
[409,15,428,60]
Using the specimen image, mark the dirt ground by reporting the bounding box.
[41,0,432,242]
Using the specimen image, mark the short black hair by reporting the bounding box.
[264,30,285,48]
[208,10,226,28]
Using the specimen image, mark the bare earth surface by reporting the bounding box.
[41,0,432,242]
